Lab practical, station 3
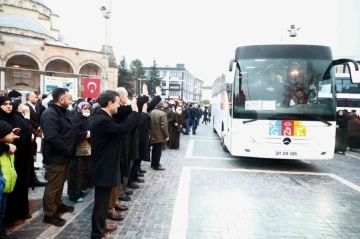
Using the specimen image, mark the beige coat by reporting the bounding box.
[150,108,169,144]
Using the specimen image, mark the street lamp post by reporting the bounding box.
[100,6,111,90]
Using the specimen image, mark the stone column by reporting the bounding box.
[0,71,5,91]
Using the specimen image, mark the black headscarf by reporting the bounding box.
[0,96,17,127]
[336,110,348,129]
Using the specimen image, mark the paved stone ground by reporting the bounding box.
[9,123,360,239]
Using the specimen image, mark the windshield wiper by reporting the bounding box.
[243,119,258,124]
[306,114,332,126]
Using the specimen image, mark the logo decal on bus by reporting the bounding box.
[268,120,306,136]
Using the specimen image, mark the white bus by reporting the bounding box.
[212,44,359,160]
[336,72,360,113]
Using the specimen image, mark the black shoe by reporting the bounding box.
[57,204,75,214]
[127,182,140,189]
[23,214,32,219]
[0,234,18,239]
[139,169,147,174]
[151,164,162,168]
[43,214,66,227]
[137,172,144,177]
[125,190,133,196]
[34,180,46,187]
[118,195,131,201]
[0,233,17,239]
[134,177,145,183]
[153,166,165,171]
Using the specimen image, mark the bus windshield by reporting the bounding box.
[233,58,336,121]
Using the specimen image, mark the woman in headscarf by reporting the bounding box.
[68,102,92,202]
[348,112,360,152]
[0,96,33,225]
[335,110,348,154]
[169,107,183,149]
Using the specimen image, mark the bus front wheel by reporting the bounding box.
[221,136,229,152]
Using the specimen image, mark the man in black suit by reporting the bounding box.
[25,92,40,130]
[89,90,140,239]
[26,92,46,187]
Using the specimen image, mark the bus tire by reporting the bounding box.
[223,142,229,152]
[221,135,224,145]
[213,119,216,133]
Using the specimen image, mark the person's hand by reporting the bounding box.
[12,128,21,136]
[22,105,30,118]
[142,84,148,96]
[142,103,148,113]
[131,98,138,112]
[7,144,17,155]
[31,134,35,142]
[175,123,178,126]
[336,125,339,129]
[155,86,161,96]
[165,137,169,141]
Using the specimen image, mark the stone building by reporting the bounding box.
[0,0,117,98]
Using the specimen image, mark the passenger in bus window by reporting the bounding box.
[291,89,308,105]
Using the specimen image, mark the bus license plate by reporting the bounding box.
[275,151,297,157]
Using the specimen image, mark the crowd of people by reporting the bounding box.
[0,86,210,239]
[335,109,360,154]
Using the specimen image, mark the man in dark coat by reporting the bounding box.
[41,88,75,227]
[25,92,46,187]
[130,95,162,181]
[89,90,140,239]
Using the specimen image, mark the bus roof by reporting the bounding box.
[235,44,333,61]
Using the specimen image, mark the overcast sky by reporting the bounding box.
[46,0,360,86]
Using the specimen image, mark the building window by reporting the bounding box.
[18,1,23,7]
[32,5,37,10]
[3,0,8,3]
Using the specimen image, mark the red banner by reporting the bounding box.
[83,78,101,99]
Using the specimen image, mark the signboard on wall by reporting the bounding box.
[43,76,77,99]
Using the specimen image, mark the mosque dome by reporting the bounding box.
[0,14,51,37]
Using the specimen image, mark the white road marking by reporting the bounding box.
[185,139,194,158]
[169,166,360,237]
[169,167,191,239]
[345,152,360,160]
[187,155,234,160]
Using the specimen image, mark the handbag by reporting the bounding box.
[76,139,91,156]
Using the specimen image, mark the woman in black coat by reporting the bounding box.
[0,96,33,224]
[68,102,92,202]
[335,110,348,154]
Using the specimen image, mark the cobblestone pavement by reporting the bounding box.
[9,123,360,239]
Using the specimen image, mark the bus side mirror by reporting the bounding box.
[229,59,235,72]
[347,62,360,83]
